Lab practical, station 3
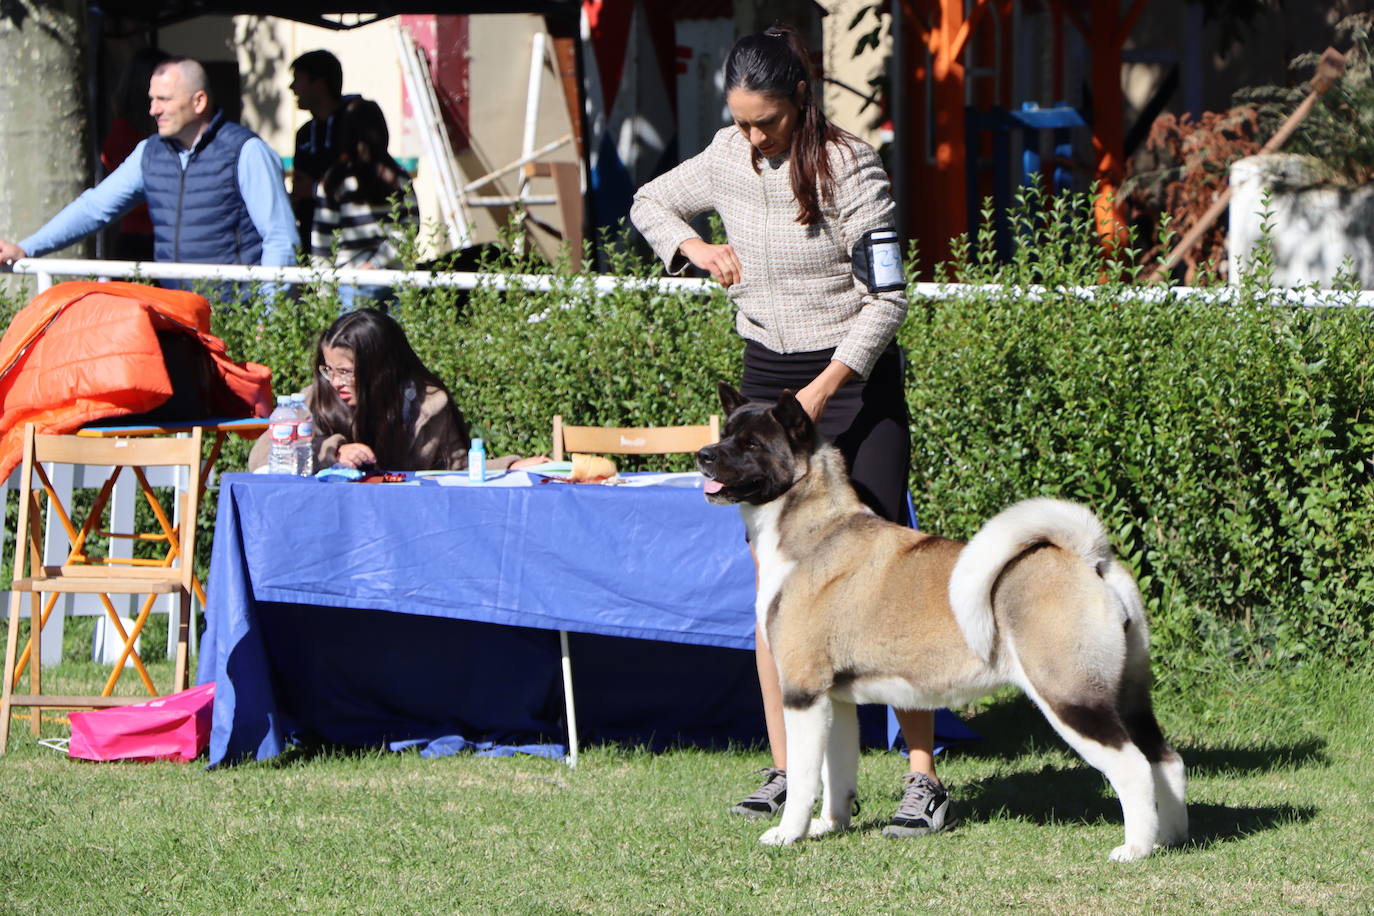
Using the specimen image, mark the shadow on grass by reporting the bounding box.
[889,692,1324,849]
[957,693,1328,776]
[260,741,399,767]
[851,762,1316,852]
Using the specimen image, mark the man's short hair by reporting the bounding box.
[291,50,343,100]
[153,57,212,106]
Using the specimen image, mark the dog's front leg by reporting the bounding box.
[759,697,830,846]
[813,697,858,838]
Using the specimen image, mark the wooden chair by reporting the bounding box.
[545,413,719,766]
[1,424,203,753]
[551,415,720,462]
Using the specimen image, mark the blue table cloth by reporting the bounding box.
[198,472,771,765]
[198,473,977,766]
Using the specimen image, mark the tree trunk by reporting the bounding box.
[0,0,89,299]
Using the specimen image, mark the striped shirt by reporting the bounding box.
[310,173,418,270]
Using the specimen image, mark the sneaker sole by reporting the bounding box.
[882,812,960,838]
[730,804,780,820]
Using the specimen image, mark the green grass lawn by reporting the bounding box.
[2,637,1372,914]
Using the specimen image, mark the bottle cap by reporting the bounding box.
[471,438,484,449]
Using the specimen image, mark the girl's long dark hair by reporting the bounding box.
[309,309,467,468]
[724,24,858,226]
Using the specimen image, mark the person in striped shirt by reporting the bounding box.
[310,98,418,309]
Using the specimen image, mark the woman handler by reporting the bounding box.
[630,25,952,837]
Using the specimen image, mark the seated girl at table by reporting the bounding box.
[249,308,546,472]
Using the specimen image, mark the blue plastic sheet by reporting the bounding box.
[389,735,567,760]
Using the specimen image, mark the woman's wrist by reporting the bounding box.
[812,360,855,397]
[796,361,855,421]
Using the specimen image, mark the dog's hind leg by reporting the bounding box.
[812,697,858,838]
[1023,682,1160,861]
[1119,627,1188,847]
[760,696,830,846]
[1125,703,1187,849]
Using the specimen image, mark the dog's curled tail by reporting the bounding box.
[948,498,1123,663]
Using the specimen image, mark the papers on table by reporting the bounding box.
[518,461,573,476]
[417,469,533,487]
[618,472,703,488]
[410,469,704,488]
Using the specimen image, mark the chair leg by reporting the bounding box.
[173,590,190,693]
[102,593,159,697]
[29,592,41,736]
[558,629,579,769]
[9,591,59,686]
[0,591,23,755]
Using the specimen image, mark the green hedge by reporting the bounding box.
[4,194,1372,673]
[901,284,1374,674]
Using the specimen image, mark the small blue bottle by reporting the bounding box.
[468,437,486,482]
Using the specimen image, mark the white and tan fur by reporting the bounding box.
[696,385,1187,861]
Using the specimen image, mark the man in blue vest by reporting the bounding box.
[0,57,298,284]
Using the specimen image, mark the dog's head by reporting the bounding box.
[695,381,819,505]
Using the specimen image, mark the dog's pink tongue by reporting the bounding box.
[703,478,725,494]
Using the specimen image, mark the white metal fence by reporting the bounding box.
[8,255,1374,305]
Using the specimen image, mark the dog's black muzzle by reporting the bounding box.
[695,444,719,475]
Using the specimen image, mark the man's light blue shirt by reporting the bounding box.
[20,136,299,266]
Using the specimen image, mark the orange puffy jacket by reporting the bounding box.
[0,281,274,480]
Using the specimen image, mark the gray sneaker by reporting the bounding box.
[883,772,953,838]
[730,767,787,819]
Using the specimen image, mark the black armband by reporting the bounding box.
[851,228,905,293]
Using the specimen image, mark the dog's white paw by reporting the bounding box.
[807,816,844,838]
[759,826,802,847]
[1109,842,1153,862]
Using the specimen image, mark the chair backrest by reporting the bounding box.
[10,425,203,590]
[551,415,720,462]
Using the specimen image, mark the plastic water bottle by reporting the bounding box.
[291,395,314,477]
[267,395,297,475]
[468,437,486,482]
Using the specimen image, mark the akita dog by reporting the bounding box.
[695,383,1187,861]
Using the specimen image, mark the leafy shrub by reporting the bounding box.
[1123,107,1262,283]
[904,195,1374,674]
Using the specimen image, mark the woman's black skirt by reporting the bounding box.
[740,339,911,525]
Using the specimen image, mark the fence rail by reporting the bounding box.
[8,257,1373,306]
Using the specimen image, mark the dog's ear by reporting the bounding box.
[717,381,750,416]
[774,389,816,446]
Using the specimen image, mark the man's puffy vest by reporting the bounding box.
[142,110,264,265]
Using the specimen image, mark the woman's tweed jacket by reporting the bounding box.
[630,126,907,378]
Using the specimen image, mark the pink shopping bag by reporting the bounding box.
[67,682,215,762]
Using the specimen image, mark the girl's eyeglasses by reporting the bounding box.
[319,365,356,384]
